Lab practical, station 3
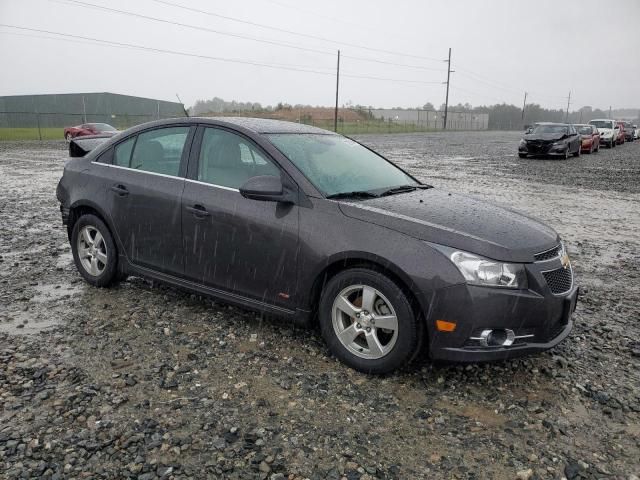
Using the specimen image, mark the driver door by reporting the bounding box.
[181,126,299,309]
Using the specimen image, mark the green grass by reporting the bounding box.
[0,128,64,141]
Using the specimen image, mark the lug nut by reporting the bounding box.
[356,313,360,318]
[366,327,371,332]
[356,323,362,328]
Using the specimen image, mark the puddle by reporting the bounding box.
[30,283,85,303]
[0,310,63,335]
[55,252,74,269]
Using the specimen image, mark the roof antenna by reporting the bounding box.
[176,94,189,117]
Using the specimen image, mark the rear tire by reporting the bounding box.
[518,153,527,158]
[71,214,118,287]
[318,268,420,374]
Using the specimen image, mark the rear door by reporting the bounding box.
[181,125,299,308]
[103,125,195,275]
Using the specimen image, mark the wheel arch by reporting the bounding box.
[306,253,429,326]
[67,201,115,244]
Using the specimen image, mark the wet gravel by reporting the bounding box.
[1,132,639,479]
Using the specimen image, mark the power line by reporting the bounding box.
[0,24,444,86]
[455,65,568,102]
[147,0,445,65]
[52,0,446,71]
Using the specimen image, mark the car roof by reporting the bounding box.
[195,117,336,134]
[535,122,569,126]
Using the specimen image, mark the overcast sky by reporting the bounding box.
[1,0,639,110]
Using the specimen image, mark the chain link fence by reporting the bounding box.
[0,111,185,141]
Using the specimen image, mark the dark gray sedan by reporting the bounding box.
[57,117,577,373]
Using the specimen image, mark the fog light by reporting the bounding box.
[474,329,515,347]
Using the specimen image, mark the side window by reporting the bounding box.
[96,147,114,164]
[197,128,280,189]
[114,137,135,167]
[130,127,189,176]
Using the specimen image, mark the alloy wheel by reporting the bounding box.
[331,284,399,360]
[77,225,108,276]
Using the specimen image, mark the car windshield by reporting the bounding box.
[589,120,613,129]
[532,125,568,134]
[577,126,592,135]
[267,134,418,197]
[90,123,117,132]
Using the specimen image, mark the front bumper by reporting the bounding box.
[426,258,578,362]
[519,143,567,156]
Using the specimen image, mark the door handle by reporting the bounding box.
[186,204,210,217]
[110,184,129,196]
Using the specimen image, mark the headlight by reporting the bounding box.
[449,251,527,288]
[430,245,528,288]
[519,139,526,147]
[552,141,565,147]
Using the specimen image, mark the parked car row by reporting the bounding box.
[518,119,637,159]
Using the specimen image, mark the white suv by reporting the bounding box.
[588,119,618,148]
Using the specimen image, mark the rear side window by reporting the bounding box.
[197,128,280,189]
[114,137,135,167]
[129,127,189,176]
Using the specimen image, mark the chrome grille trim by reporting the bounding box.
[534,244,563,262]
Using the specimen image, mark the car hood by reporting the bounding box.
[338,189,559,262]
[524,133,565,142]
[598,128,613,135]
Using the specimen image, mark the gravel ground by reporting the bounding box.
[0,132,639,480]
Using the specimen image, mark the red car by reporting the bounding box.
[615,122,626,145]
[64,123,118,142]
[575,124,600,154]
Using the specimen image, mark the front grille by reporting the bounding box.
[526,141,551,154]
[534,244,562,262]
[542,266,573,294]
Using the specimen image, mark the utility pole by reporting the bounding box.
[334,49,340,133]
[565,91,571,122]
[82,95,87,123]
[443,47,453,130]
[521,91,528,124]
[608,106,612,119]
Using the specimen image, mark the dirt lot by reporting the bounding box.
[1,132,639,480]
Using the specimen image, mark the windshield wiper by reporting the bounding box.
[326,190,379,200]
[379,184,428,197]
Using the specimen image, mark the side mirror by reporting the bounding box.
[240,175,292,203]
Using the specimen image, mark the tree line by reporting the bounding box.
[191,96,639,130]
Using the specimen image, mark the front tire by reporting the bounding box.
[318,268,420,374]
[518,153,527,158]
[71,214,118,287]
[573,145,581,157]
